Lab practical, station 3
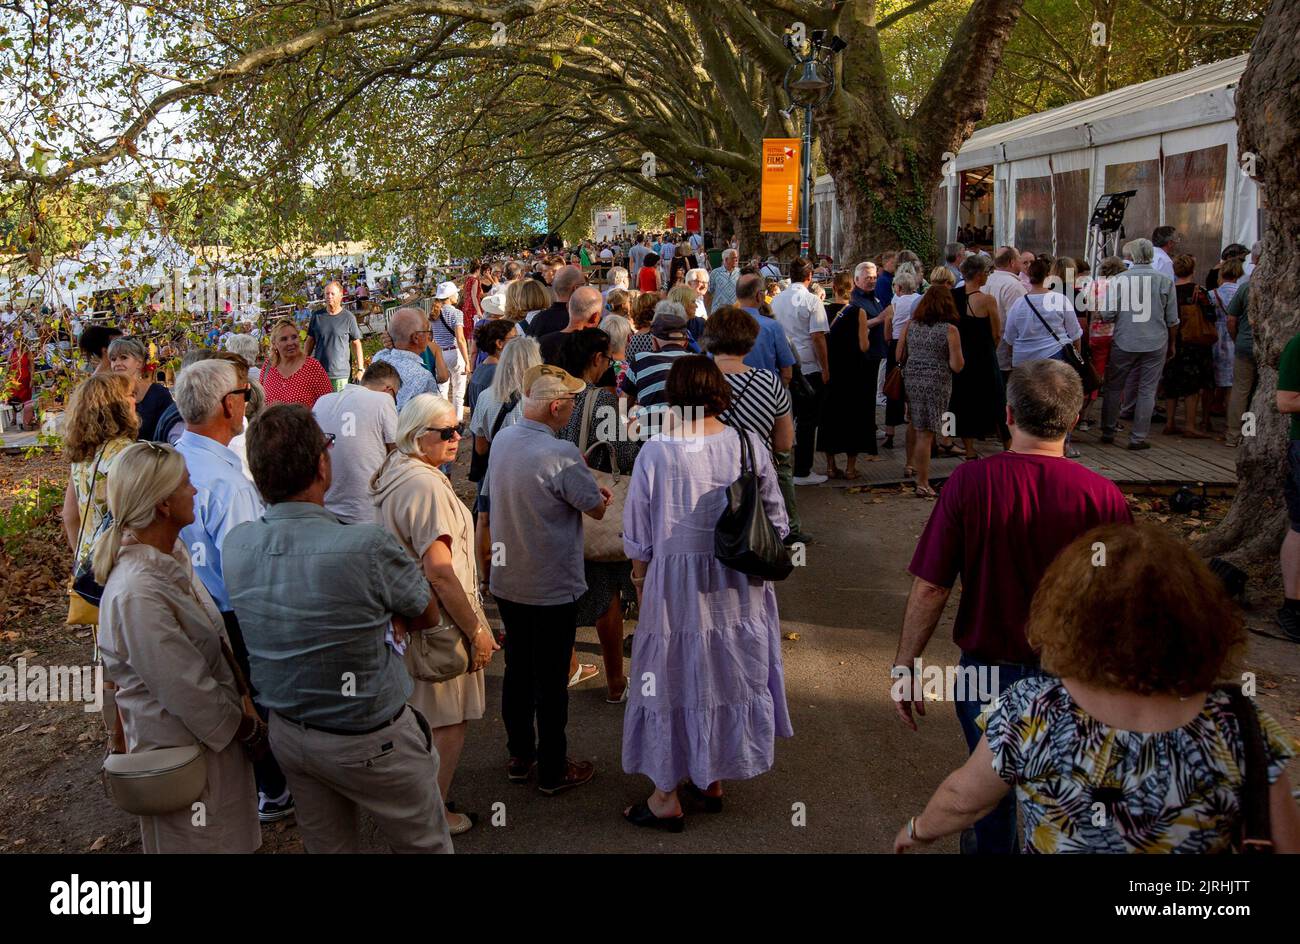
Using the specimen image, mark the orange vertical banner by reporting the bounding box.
[761,138,800,233]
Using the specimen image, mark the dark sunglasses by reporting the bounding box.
[424,423,466,441]
[324,433,336,448]
[227,386,252,401]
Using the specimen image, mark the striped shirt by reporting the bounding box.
[619,346,692,431]
[709,266,739,312]
[431,305,462,369]
[719,368,791,449]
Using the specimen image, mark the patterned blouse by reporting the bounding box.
[70,436,132,562]
[981,675,1297,854]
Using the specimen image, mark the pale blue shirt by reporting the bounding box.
[175,430,265,612]
[1002,291,1083,366]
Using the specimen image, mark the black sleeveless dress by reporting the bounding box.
[948,287,1004,439]
[818,304,877,455]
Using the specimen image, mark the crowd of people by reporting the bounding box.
[39,223,1300,854]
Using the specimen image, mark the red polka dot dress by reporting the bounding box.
[263,356,333,408]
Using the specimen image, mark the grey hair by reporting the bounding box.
[1006,359,1083,441]
[107,336,149,372]
[393,393,456,458]
[600,314,632,357]
[653,298,688,322]
[225,333,260,366]
[607,266,629,288]
[174,359,237,424]
[388,306,427,348]
[944,242,965,263]
[491,335,541,402]
[722,248,739,262]
[853,261,877,280]
[1125,238,1155,265]
[893,263,919,294]
[686,268,709,285]
[567,286,603,324]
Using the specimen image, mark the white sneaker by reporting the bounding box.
[793,472,828,486]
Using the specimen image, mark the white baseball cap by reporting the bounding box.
[435,281,458,300]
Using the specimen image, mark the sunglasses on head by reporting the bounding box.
[424,423,466,441]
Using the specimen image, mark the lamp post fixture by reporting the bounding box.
[782,31,846,258]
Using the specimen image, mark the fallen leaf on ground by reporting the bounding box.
[782,632,800,641]
[88,835,107,851]
[10,723,31,734]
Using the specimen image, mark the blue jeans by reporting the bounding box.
[953,653,1042,854]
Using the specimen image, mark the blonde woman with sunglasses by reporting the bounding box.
[95,441,264,853]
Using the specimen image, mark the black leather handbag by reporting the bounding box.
[467,395,518,483]
[714,423,794,581]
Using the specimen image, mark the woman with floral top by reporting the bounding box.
[896,522,1300,854]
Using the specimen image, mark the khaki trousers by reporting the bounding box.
[269,707,452,854]
[1225,354,1257,446]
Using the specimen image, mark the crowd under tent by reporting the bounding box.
[812,55,1259,278]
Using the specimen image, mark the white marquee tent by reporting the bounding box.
[812,55,1259,273]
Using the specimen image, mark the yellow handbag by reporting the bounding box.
[65,448,105,626]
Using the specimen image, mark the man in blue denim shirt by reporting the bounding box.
[225,404,452,853]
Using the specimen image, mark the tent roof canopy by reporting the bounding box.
[955,55,1247,170]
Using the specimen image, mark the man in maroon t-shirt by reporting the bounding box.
[892,359,1132,853]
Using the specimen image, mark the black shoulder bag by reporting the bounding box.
[468,394,518,483]
[714,423,794,581]
[1223,685,1274,854]
[1025,295,1100,394]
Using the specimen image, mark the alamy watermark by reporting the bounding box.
[890,658,999,704]
[0,658,102,713]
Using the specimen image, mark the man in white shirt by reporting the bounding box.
[312,361,401,524]
[1150,226,1178,282]
[771,257,830,485]
[984,246,1027,378]
[685,268,710,319]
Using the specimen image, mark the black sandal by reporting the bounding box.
[681,781,723,813]
[623,801,685,832]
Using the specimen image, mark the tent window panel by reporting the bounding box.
[1014,176,1053,256]
[1103,160,1160,245]
[1052,169,1090,262]
[1163,144,1227,284]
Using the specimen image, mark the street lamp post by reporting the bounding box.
[782,32,846,259]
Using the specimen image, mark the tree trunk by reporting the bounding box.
[1201,0,1300,567]
[826,134,942,266]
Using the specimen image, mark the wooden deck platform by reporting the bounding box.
[814,421,1239,491]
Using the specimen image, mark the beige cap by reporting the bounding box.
[523,363,585,400]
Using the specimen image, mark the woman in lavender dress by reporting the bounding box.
[620,356,794,831]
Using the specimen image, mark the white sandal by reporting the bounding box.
[568,663,600,687]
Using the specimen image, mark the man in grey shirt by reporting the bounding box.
[486,364,611,796]
[224,403,451,853]
[305,280,364,392]
[1099,238,1179,450]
